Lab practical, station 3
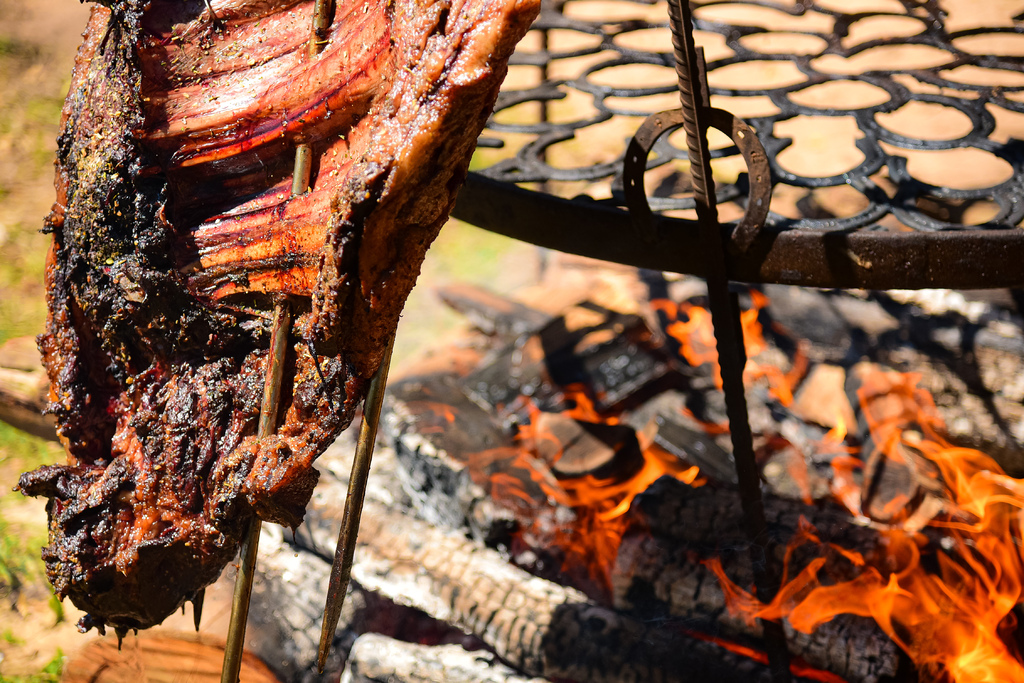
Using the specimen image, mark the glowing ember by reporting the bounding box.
[712,368,1024,683]
[469,384,703,597]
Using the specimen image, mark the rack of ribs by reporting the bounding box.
[17,0,538,634]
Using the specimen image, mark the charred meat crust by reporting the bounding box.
[19,0,538,634]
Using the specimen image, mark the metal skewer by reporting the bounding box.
[316,334,395,672]
[221,299,291,683]
[220,3,334,681]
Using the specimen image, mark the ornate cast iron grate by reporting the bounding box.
[452,0,1024,290]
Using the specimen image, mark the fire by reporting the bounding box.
[656,292,806,406]
[712,368,1024,683]
[460,287,1024,681]
[468,384,703,598]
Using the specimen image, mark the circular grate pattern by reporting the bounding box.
[469,0,1024,234]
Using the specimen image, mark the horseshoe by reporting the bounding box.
[623,107,772,254]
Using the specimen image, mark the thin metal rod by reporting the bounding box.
[220,3,334,680]
[309,0,335,57]
[221,301,291,683]
[664,1,792,680]
[316,335,396,672]
[289,0,333,201]
[291,143,313,196]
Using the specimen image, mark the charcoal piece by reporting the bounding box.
[385,375,514,533]
[625,391,735,485]
[532,412,644,480]
[761,285,853,361]
[437,284,553,342]
[462,302,676,415]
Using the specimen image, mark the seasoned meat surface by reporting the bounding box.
[18,0,538,634]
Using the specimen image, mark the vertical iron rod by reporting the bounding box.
[221,301,291,683]
[664,1,791,680]
[316,335,396,672]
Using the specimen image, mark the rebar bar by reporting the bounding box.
[663,0,791,680]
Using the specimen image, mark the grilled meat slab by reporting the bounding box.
[18,0,537,634]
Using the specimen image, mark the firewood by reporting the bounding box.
[339,502,788,683]
[613,534,901,683]
[247,526,359,682]
[630,478,882,555]
[462,301,679,415]
[385,373,516,537]
[437,284,553,342]
[532,411,644,479]
[341,634,551,683]
[0,336,56,441]
[616,479,907,682]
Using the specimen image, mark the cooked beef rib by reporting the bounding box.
[18,0,537,634]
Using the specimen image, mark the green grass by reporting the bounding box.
[0,421,58,471]
[0,649,64,683]
[0,423,59,597]
[0,229,49,346]
[0,30,65,349]
[395,219,538,366]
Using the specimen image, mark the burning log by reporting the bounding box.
[340,502,793,683]
[630,478,882,554]
[462,300,680,416]
[611,479,904,682]
[341,634,551,683]
[613,532,902,683]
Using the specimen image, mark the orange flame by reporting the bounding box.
[468,385,703,598]
[712,368,1024,682]
[656,292,806,406]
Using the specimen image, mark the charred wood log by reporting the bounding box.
[628,478,880,557]
[437,284,553,343]
[613,534,902,683]
[292,465,793,683]
[247,526,358,683]
[341,634,551,683]
[341,502,789,683]
[462,301,680,415]
[385,373,517,539]
[618,479,906,682]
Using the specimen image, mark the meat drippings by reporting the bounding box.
[19,0,538,635]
